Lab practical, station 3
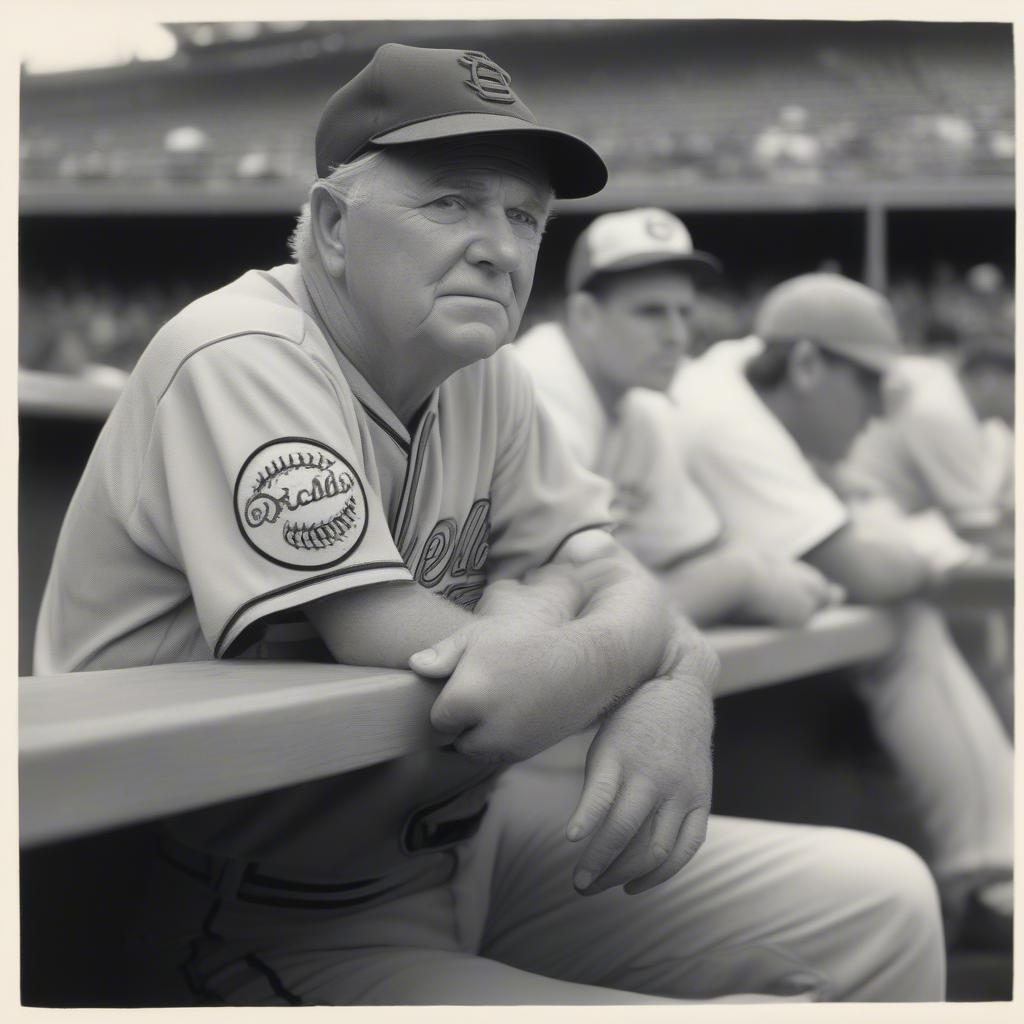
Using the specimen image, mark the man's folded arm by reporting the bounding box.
[803,523,930,605]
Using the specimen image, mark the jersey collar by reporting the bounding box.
[268,263,436,448]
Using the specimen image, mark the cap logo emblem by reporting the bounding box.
[458,51,517,104]
[645,215,677,241]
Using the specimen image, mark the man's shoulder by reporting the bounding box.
[673,338,766,433]
[137,267,310,389]
[513,321,569,361]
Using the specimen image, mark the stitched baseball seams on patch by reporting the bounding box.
[234,438,369,570]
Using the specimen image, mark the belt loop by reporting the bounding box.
[208,854,250,900]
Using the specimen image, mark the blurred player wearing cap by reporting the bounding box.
[36,47,943,1003]
[516,209,841,629]
[673,273,1014,951]
[839,343,1015,552]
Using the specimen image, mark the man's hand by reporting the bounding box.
[741,555,844,628]
[566,621,718,897]
[412,618,590,763]
[410,537,676,765]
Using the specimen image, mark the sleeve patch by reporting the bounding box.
[234,437,369,571]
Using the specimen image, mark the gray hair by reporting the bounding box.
[289,149,385,265]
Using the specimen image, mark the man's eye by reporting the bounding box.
[508,208,539,230]
[430,195,464,211]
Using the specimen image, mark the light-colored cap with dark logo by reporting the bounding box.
[315,43,607,199]
[566,208,721,293]
[755,273,902,374]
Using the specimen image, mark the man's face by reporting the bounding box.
[586,267,697,394]
[804,352,885,462]
[338,137,552,374]
[964,367,1015,424]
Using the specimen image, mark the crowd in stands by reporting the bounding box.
[20,98,1014,189]
[19,263,1014,380]
[593,102,1014,184]
[689,262,1015,355]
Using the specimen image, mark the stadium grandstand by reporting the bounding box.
[19,19,1014,377]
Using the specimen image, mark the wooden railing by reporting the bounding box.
[20,606,899,848]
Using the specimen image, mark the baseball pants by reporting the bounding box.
[136,764,944,1004]
[850,599,1014,884]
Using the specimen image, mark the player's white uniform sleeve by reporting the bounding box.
[485,351,615,581]
[130,333,412,657]
[899,407,1002,519]
[685,409,848,561]
[607,393,723,569]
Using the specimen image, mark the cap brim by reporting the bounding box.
[571,249,722,293]
[370,113,608,199]
[816,339,898,375]
[843,348,898,375]
[595,249,722,280]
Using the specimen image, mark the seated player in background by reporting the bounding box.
[515,208,840,630]
[840,339,1014,545]
[672,273,1014,952]
[837,338,1015,732]
[34,49,945,1004]
[958,344,1014,526]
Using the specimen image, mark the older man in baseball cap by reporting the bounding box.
[39,49,943,1004]
[674,272,1014,952]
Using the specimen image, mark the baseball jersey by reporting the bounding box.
[842,355,1009,523]
[34,263,614,888]
[671,337,849,560]
[513,322,722,570]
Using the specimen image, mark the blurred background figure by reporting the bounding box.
[673,274,1014,951]
[751,105,824,184]
[517,209,840,631]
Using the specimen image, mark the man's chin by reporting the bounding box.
[434,324,510,364]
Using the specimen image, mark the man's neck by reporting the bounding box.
[752,379,808,452]
[300,260,438,429]
[566,332,625,422]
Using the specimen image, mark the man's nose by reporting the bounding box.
[465,211,521,274]
[664,312,691,353]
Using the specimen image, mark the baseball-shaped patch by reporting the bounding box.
[234,437,368,570]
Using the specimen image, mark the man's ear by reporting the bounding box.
[310,186,347,278]
[789,338,826,394]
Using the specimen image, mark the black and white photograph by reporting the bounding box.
[15,2,1016,1010]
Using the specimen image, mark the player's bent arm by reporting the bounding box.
[803,523,930,605]
[551,530,676,692]
[568,615,719,895]
[659,544,762,627]
[304,580,476,669]
[660,543,840,629]
[416,533,679,763]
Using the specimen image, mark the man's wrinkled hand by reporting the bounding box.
[744,556,844,628]
[410,620,582,764]
[566,627,716,897]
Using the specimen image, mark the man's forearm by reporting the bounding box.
[305,580,475,668]
[556,554,676,713]
[660,545,758,628]
[421,545,686,763]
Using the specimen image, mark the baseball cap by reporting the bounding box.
[566,208,721,293]
[315,44,607,199]
[755,273,902,374]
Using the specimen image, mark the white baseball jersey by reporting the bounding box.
[671,337,849,559]
[514,322,721,570]
[35,263,613,889]
[843,355,1010,521]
